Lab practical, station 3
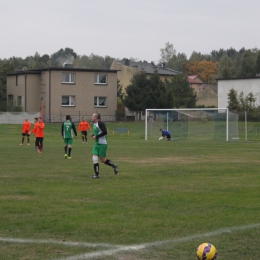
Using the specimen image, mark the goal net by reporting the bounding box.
[145,108,239,141]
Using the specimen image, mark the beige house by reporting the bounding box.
[111,59,180,91]
[7,66,118,122]
[188,75,205,94]
[196,85,218,107]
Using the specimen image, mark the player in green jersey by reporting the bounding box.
[91,113,118,179]
[61,115,77,159]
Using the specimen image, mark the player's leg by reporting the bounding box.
[91,144,100,178]
[81,131,85,143]
[39,138,43,151]
[100,145,118,175]
[85,132,88,143]
[36,138,41,153]
[20,133,25,145]
[67,138,74,158]
[27,134,30,145]
[64,138,68,158]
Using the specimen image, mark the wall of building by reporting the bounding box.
[45,70,117,120]
[110,61,139,91]
[196,86,218,107]
[218,78,260,108]
[7,73,41,112]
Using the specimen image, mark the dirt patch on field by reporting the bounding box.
[0,195,31,200]
[116,156,258,165]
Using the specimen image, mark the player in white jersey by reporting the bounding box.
[91,113,118,179]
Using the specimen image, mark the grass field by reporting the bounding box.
[1,122,260,259]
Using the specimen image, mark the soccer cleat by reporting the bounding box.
[19,143,23,146]
[82,142,85,144]
[68,157,72,159]
[27,143,30,146]
[33,147,37,151]
[91,174,100,179]
[38,149,42,153]
[113,164,118,175]
[64,154,68,159]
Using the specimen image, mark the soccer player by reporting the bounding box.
[31,117,45,153]
[20,117,31,146]
[78,117,92,143]
[61,115,77,159]
[91,113,118,179]
[32,117,38,151]
[159,128,178,141]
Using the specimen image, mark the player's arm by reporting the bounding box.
[87,122,92,131]
[95,121,107,138]
[61,123,64,137]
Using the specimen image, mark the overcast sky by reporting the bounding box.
[0,0,259,62]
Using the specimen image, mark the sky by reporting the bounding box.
[0,0,260,63]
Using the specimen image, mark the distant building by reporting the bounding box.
[111,59,181,120]
[217,77,260,108]
[7,66,118,122]
[111,59,180,91]
[196,85,218,107]
[188,75,205,94]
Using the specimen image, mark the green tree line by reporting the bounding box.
[1,45,260,112]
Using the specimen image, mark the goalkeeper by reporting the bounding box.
[159,128,178,141]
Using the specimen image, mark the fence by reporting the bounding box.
[0,112,40,124]
[45,114,116,123]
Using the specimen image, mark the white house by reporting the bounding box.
[217,77,260,108]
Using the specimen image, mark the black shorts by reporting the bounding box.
[36,137,44,143]
[81,131,87,136]
[22,133,30,137]
[166,134,171,139]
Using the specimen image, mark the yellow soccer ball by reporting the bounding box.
[196,243,217,260]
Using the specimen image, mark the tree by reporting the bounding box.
[0,59,14,111]
[255,51,260,74]
[185,60,218,84]
[166,74,197,108]
[236,50,256,77]
[217,54,233,78]
[123,71,173,119]
[51,48,77,67]
[167,52,188,73]
[117,80,124,100]
[159,42,176,63]
[227,88,240,112]
[227,88,257,112]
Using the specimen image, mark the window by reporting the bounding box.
[17,96,22,106]
[62,73,75,83]
[94,97,107,107]
[16,75,18,85]
[62,96,75,106]
[8,95,13,104]
[197,88,201,93]
[95,74,107,84]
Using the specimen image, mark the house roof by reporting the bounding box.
[7,67,119,76]
[188,75,204,84]
[216,76,260,81]
[117,59,181,76]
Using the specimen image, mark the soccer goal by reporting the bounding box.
[145,108,239,141]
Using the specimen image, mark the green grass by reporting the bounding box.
[0,123,260,259]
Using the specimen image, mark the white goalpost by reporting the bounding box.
[145,108,239,141]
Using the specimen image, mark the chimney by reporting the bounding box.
[63,63,73,68]
[124,59,130,66]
